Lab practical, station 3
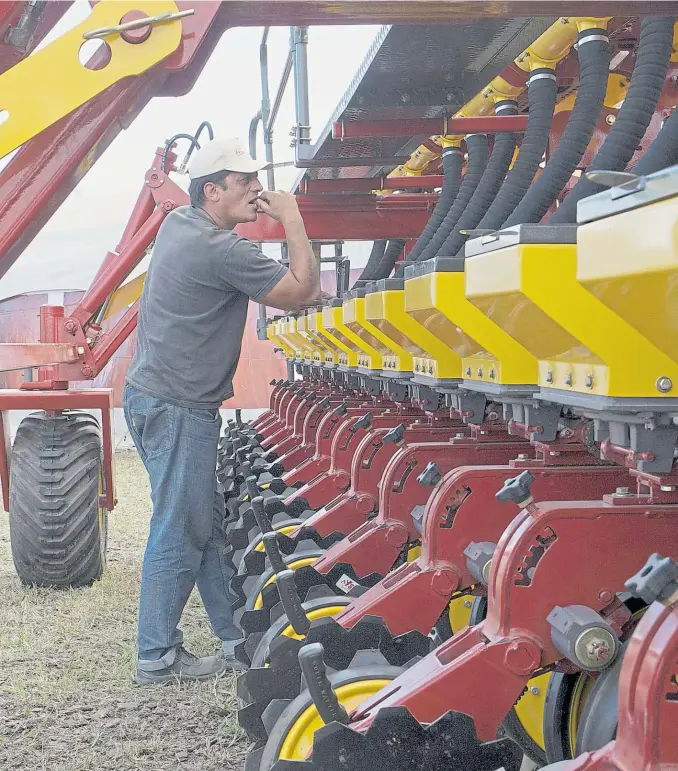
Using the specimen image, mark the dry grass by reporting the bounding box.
[0,451,246,771]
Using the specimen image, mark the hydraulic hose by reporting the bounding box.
[476,69,558,232]
[368,238,406,280]
[418,133,489,261]
[552,16,674,223]
[504,27,612,227]
[445,101,519,256]
[631,102,678,175]
[353,240,387,286]
[406,145,463,262]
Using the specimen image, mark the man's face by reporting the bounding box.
[207,171,264,225]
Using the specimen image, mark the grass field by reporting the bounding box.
[0,451,246,771]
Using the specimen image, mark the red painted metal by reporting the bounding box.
[332,114,528,140]
[236,194,438,241]
[0,388,115,512]
[335,463,631,636]
[299,176,444,193]
[91,301,140,372]
[562,590,678,770]
[310,438,532,580]
[0,342,78,371]
[216,1,678,26]
[347,496,678,740]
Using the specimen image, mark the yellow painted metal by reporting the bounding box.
[280,605,348,641]
[365,288,462,379]
[315,309,352,367]
[514,672,551,751]
[253,525,299,553]
[447,594,473,633]
[102,272,146,320]
[279,679,393,761]
[321,305,362,369]
[391,16,602,176]
[405,270,536,386]
[268,320,295,359]
[296,314,325,363]
[672,21,678,61]
[344,297,410,372]
[407,545,422,561]
[286,317,317,361]
[0,0,183,159]
[307,311,339,366]
[254,556,318,610]
[464,240,678,397]
[555,74,628,117]
[577,195,678,373]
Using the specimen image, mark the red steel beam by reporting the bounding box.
[299,176,443,193]
[332,114,529,139]
[218,1,678,25]
[0,343,78,372]
[236,193,437,240]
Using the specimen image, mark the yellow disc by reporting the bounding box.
[407,545,422,562]
[447,594,474,634]
[280,606,347,642]
[279,679,392,761]
[253,525,299,552]
[254,556,319,610]
[514,672,551,751]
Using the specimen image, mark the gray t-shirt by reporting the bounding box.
[126,205,287,409]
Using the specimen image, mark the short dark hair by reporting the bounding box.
[189,170,228,207]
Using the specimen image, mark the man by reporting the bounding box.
[123,138,320,684]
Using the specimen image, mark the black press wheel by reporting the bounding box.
[9,411,107,588]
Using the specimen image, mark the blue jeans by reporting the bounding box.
[123,384,241,660]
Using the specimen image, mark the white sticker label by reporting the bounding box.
[336,574,360,594]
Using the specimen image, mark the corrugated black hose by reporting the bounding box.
[551,16,674,223]
[444,100,519,256]
[418,133,489,261]
[475,69,557,232]
[352,240,387,286]
[631,101,678,175]
[369,238,406,280]
[406,145,464,262]
[504,28,612,227]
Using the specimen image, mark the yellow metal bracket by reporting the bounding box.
[0,0,184,159]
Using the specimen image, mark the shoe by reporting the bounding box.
[221,638,247,671]
[135,645,227,685]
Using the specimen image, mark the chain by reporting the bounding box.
[83,9,194,41]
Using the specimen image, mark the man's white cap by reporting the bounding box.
[188,138,270,179]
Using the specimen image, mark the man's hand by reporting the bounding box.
[256,191,302,224]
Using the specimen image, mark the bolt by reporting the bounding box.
[81,364,94,378]
[517,453,529,460]
[565,373,573,386]
[489,368,496,379]
[455,432,466,438]
[401,93,411,103]
[615,486,631,496]
[660,485,677,492]
[585,374,594,388]
[465,367,472,377]
[464,600,472,608]
[64,319,78,334]
[574,627,617,669]
[657,376,673,393]
[598,589,614,604]
[477,367,483,378]
[546,370,554,384]
[530,686,540,696]
[605,114,616,126]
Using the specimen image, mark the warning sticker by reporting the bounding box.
[336,574,360,594]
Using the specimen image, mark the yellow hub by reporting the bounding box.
[280,605,348,641]
[514,672,551,751]
[254,556,319,610]
[279,679,392,761]
[253,525,300,552]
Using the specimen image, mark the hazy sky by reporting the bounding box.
[0,2,381,300]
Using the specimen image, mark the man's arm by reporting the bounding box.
[256,191,321,311]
